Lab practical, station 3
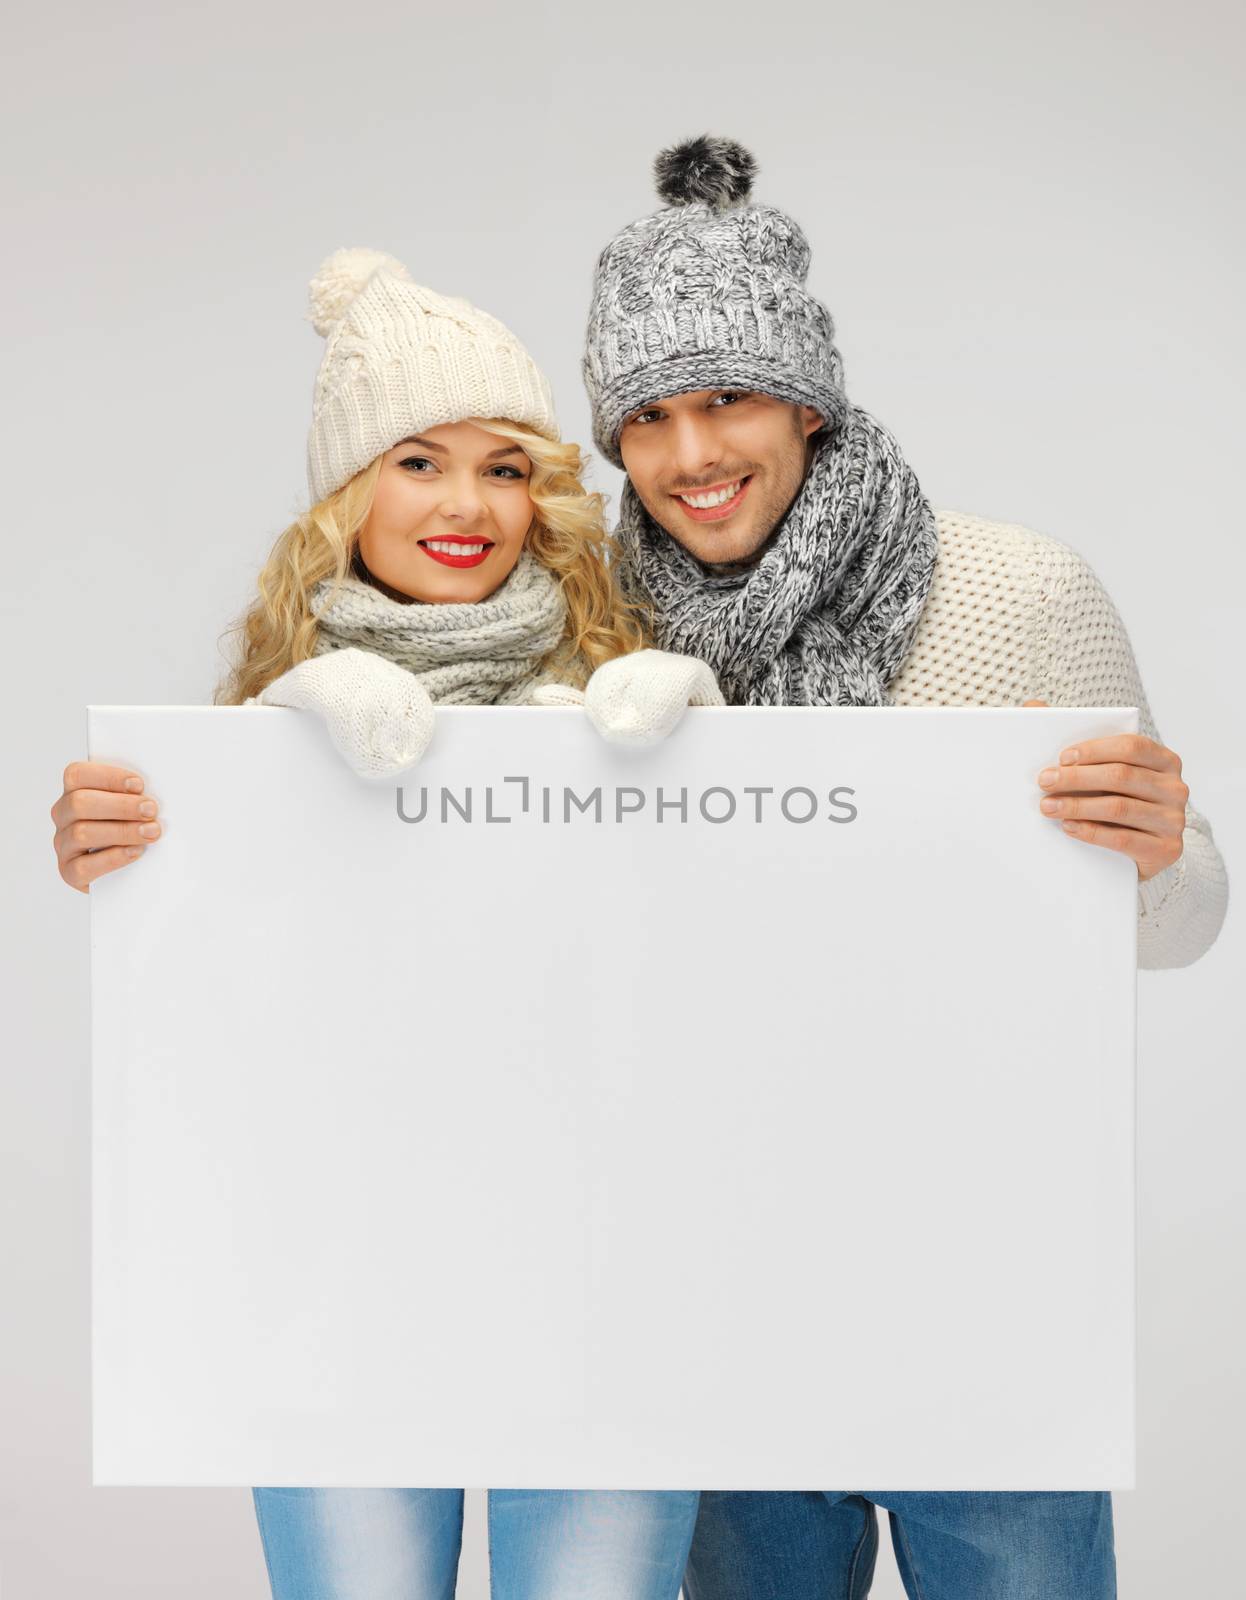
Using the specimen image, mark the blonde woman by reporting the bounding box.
[50,248,720,1599]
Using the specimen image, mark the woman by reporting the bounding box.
[50,246,721,1599]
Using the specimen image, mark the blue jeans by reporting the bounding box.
[683,1490,1116,1599]
[251,1487,700,1599]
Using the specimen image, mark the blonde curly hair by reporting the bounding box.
[213,418,650,705]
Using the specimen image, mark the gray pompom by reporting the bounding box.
[653,136,757,210]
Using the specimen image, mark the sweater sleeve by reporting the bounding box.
[1035,540,1228,970]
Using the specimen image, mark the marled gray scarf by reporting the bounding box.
[307,548,568,705]
[614,409,938,705]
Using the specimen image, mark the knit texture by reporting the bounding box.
[254,634,722,780]
[306,548,569,705]
[248,549,577,780]
[533,649,725,745]
[306,247,559,504]
[582,137,847,468]
[253,648,437,781]
[887,509,1227,971]
[614,413,938,706]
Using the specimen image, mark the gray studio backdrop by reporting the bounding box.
[3,2,1241,1595]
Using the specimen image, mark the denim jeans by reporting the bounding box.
[251,1486,700,1600]
[682,1490,1116,1599]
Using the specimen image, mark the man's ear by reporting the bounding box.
[798,405,825,439]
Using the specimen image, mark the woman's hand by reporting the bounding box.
[51,763,161,893]
[253,648,435,781]
[580,648,724,747]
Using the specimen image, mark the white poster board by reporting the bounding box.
[89,705,1138,1490]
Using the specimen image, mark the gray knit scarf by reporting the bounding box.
[614,408,938,706]
[307,548,569,705]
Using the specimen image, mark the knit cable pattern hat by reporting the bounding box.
[306,247,560,504]
[582,136,848,468]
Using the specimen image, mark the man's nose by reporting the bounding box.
[667,413,723,483]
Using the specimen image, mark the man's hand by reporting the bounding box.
[1023,700,1188,881]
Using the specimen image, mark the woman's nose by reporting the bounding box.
[437,480,487,522]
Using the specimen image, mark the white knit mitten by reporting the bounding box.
[581,649,724,746]
[530,682,588,708]
[249,647,435,781]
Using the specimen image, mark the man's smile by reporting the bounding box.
[671,475,753,521]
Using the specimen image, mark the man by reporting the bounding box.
[578,135,1228,1599]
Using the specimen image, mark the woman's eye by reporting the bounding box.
[398,456,435,473]
[488,465,526,480]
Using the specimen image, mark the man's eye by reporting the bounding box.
[631,410,661,426]
[711,391,745,407]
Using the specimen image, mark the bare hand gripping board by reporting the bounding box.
[88,705,1138,1489]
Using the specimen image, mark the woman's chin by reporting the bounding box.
[424,570,502,604]
[369,568,491,606]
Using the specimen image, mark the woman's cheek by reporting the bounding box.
[504,492,536,543]
[399,479,435,519]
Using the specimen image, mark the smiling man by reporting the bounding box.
[580,136,1229,1600]
[619,387,823,569]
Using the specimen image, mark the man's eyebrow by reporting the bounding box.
[394,435,527,461]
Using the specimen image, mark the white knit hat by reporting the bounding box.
[305,247,560,504]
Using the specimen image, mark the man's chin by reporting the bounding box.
[670,516,772,570]
[638,486,774,568]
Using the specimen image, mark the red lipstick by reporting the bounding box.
[418,538,495,569]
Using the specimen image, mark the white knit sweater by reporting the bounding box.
[889,509,1228,971]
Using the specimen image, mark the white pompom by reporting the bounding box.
[307,247,410,336]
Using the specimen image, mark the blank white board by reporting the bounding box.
[89,704,1138,1489]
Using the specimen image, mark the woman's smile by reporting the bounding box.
[356,422,536,601]
[418,537,496,569]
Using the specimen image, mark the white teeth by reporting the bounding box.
[425,541,488,555]
[678,479,743,509]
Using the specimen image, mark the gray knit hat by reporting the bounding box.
[582,136,849,468]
